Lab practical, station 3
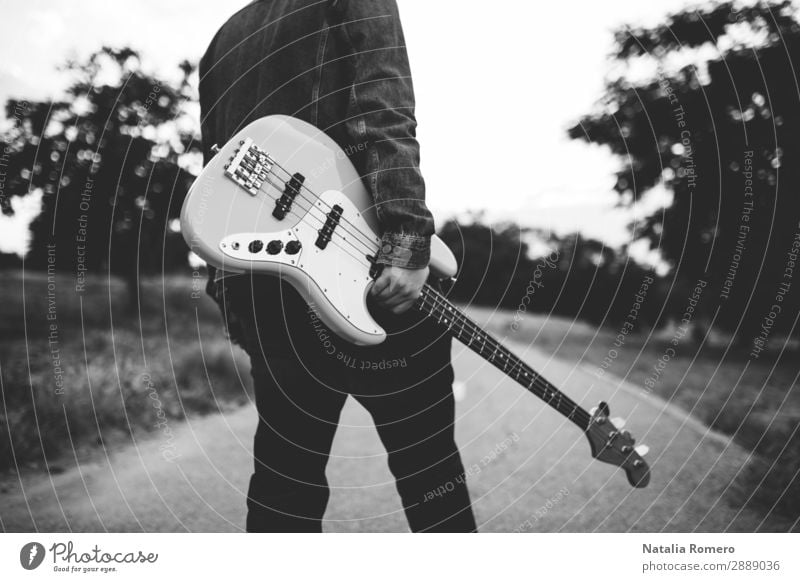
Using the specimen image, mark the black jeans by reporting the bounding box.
[222,276,477,532]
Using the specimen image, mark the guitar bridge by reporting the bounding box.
[223,137,274,196]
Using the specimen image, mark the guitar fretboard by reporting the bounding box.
[415,284,591,430]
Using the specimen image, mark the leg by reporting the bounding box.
[246,354,347,532]
[350,312,477,532]
[224,276,348,532]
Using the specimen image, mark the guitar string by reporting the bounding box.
[265,155,393,253]
[227,166,385,276]
[261,169,381,257]
[416,286,566,407]
[242,146,444,266]
[419,284,644,462]
[233,151,639,458]
[255,157,597,430]
[225,142,381,257]
[247,167,442,289]
[245,159,584,421]
[422,285,641,458]
[417,285,592,426]
[234,146,382,255]
[255,173,377,269]
[420,285,638,454]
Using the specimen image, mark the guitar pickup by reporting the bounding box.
[272,173,305,220]
[315,204,343,249]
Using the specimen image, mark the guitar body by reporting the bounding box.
[181,115,456,346]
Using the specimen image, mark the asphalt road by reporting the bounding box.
[1,340,794,532]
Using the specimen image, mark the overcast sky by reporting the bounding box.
[0,0,705,257]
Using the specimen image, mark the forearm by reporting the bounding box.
[335,0,434,269]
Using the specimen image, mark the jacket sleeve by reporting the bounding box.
[332,0,434,269]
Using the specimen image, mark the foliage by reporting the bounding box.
[0,47,200,308]
[438,217,664,328]
[569,1,800,339]
[0,271,249,472]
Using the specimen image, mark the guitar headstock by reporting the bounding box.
[584,401,650,488]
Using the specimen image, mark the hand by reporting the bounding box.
[370,265,429,314]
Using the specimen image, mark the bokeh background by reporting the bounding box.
[1,0,799,531]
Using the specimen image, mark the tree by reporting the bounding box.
[437,216,662,330]
[569,1,800,342]
[438,217,535,308]
[0,47,200,310]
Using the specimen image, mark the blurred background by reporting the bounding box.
[1,0,799,531]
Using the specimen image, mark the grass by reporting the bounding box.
[0,269,251,472]
[474,306,800,521]
[2,270,798,521]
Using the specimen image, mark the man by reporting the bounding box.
[199,0,477,532]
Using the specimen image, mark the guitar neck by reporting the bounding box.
[415,284,591,431]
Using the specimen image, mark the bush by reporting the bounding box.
[0,272,251,471]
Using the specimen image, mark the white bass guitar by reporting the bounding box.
[180,115,651,488]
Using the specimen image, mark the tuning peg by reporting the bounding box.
[611,417,626,428]
[635,444,650,457]
[210,143,220,154]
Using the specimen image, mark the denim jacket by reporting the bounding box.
[199,0,434,277]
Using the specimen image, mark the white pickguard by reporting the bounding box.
[218,190,386,344]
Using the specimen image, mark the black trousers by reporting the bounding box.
[222,276,477,532]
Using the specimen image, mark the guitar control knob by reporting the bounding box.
[285,240,302,255]
[266,240,283,255]
[248,240,264,253]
